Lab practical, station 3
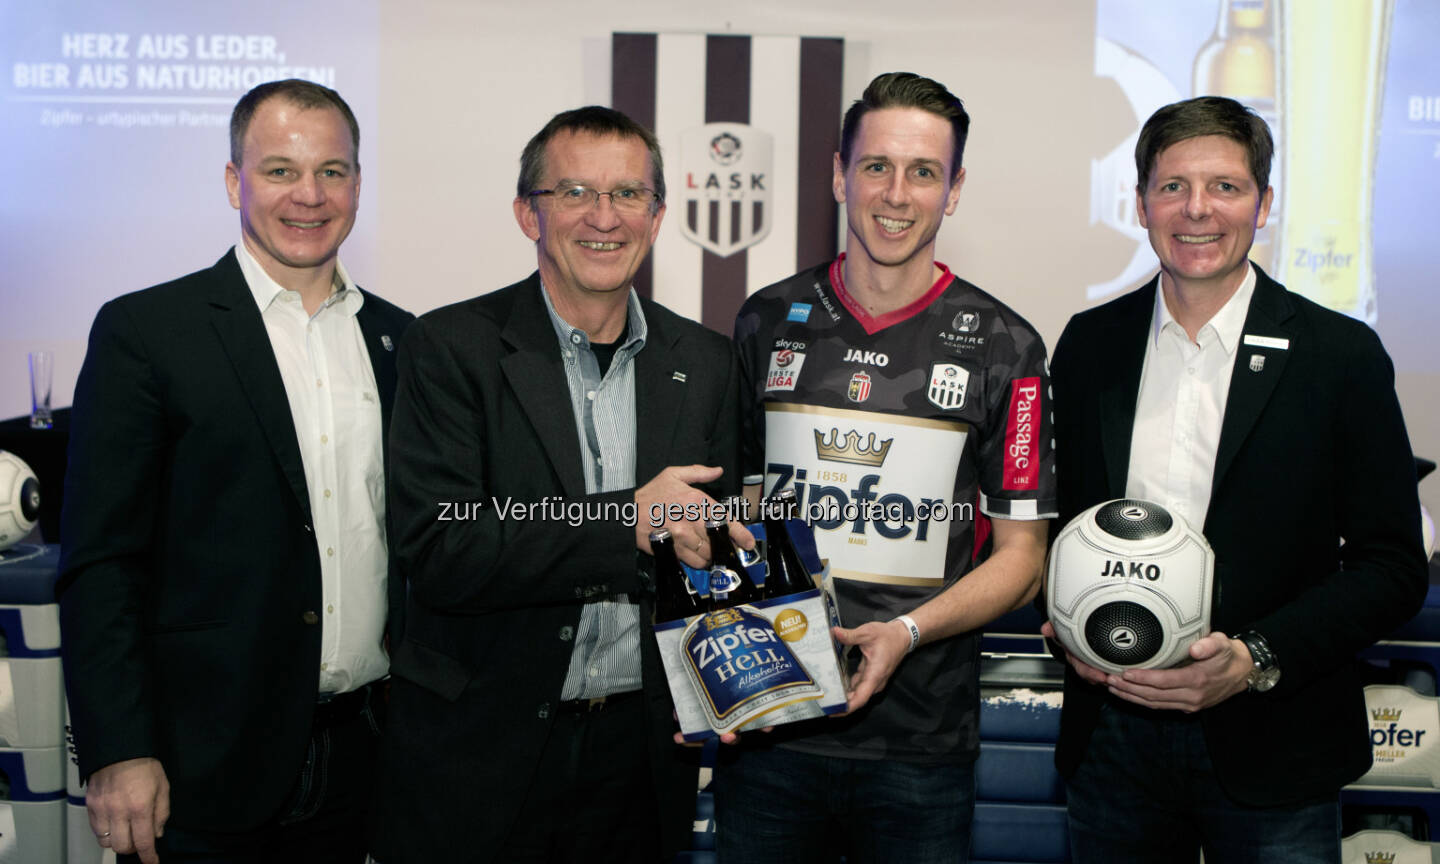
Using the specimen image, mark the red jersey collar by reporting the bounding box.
[828,253,955,335]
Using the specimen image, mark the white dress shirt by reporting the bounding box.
[235,243,389,694]
[1126,265,1256,531]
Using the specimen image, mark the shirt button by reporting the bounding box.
[324,489,332,499]
[586,391,596,400]
[316,378,323,388]
[302,611,319,624]
[302,524,313,533]
[571,333,582,344]
[538,703,552,719]
[588,666,600,678]
[559,626,574,641]
[327,604,334,614]
[320,434,329,445]
[320,662,328,671]
[1187,367,1196,376]
[327,547,335,557]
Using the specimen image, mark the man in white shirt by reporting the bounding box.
[59,79,413,864]
[1046,96,1427,863]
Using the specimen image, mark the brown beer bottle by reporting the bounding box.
[761,489,813,598]
[651,528,704,622]
[705,517,761,609]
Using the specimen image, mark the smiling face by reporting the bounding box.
[1137,134,1272,298]
[514,130,665,305]
[224,97,359,288]
[834,107,964,273]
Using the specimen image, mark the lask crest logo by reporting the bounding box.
[679,122,773,257]
[847,371,872,403]
[928,363,969,410]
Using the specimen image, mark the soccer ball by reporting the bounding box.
[0,450,41,552]
[1046,498,1214,674]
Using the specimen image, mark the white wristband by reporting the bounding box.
[894,614,921,654]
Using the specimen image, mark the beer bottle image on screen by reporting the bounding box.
[705,517,761,609]
[651,528,705,622]
[761,490,813,598]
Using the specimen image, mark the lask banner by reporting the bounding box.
[612,32,843,333]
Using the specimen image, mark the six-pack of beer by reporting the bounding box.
[651,490,851,741]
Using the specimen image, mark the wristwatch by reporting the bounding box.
[1236,630,1281,693]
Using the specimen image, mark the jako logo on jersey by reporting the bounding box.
[787,303,812,323]
[1003,377,1041,490]
[842,348,889,366]
[766,349,806,392]
[928,363,969,410]
[847,371,872,403]
[953,311,980,333]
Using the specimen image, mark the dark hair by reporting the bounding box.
[1135,96,1272,194]
[516,106,665,204]
[230,79,360,167]
[839,72,969,179]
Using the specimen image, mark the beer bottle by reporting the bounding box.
[651,528,704,622]
[761,490,813,598]
[706,517,761,609]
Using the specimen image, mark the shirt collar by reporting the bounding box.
[1151,263,1256,355]
[539,282,648,354]
[233,242,362,317]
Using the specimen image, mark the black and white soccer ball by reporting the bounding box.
[1046,499,1214,674]
[0,450,41,552]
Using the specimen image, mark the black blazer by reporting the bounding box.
[371,274,744,862]
[58,250,413,830]
[1050,265,1427,805]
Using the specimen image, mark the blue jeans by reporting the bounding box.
[712,745,975,864]
[1067,702,1340,864]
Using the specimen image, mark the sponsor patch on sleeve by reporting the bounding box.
[1002,376,1041,490]
[766,349,806,392]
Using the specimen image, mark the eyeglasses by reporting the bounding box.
[529,184,661,213]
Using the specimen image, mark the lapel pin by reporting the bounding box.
[381,335,394,352]
[1248,354,1265,372]
[672,371,687,383]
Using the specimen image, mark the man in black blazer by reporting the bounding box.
[1045,96,1428,861]
[369,107,747,863]
[59,80,412,864]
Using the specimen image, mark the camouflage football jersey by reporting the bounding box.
[734,255,1057,761]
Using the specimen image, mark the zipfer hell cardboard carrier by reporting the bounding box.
[653,518,852,741]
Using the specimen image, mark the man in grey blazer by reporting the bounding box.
[371,106,749,863]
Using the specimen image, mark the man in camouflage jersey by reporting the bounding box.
[719,72,1056,863]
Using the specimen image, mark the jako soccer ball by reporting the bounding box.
[0,450,41,552]
[1046,498,1214,674]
